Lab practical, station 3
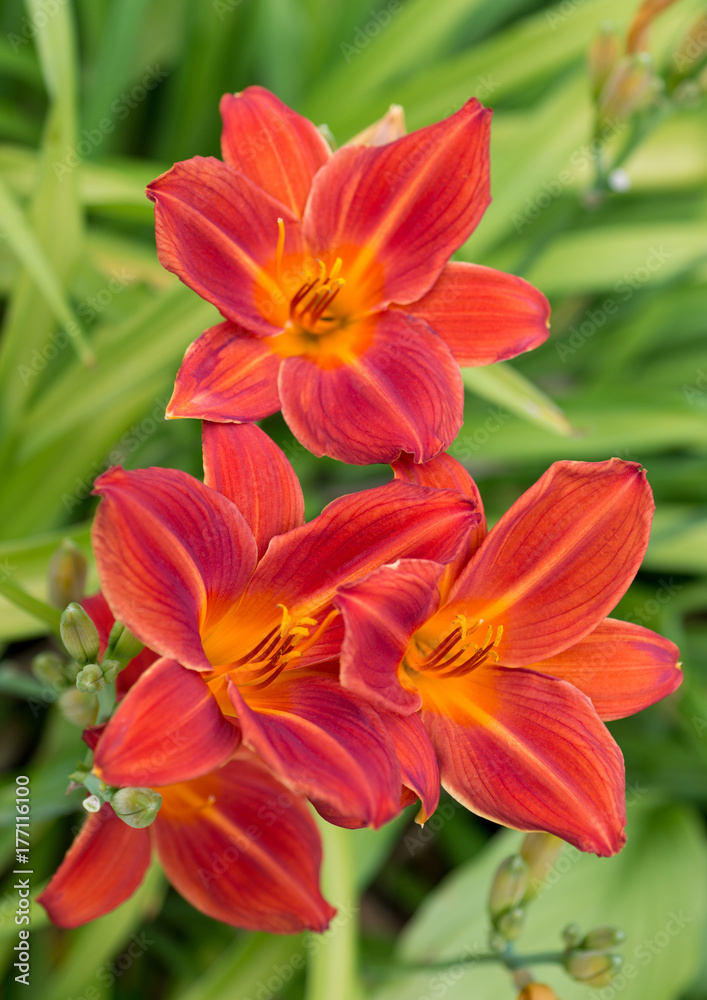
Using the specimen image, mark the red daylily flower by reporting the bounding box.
[38,750,336,933]
[148,86,550,465]
[89,423,477,828]
[337,454,682,855]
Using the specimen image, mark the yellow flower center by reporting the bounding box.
[404,614,504,681]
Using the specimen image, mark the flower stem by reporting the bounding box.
[368,948,567,978]
[0,575,61,632]
[305,821,360,1000]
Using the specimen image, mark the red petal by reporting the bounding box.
[418,666,626,856]
[528,618,682,720]
[37,806,150,927]
[408,262,550,365]
[336,559,444,714]
[220,87,330,218]
[382,710,440,822]
[202,421,304,559]
[167,322,281,422]
[92,466,258,670]
[147,157,302,335]
[94,658,240,786]
[153,756,335,932]
[239,479,478,664]
[392,451,487,559]
[303,99,491,306]
[450,459,655,665]
[278,311,464,464]
[228,668,402,829]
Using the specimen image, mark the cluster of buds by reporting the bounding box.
[488,832,564,943]
[58,602,143,695]
[563,925,625,987]
[70,765,163,829]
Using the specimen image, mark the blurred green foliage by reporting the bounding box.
[0,0,705,997]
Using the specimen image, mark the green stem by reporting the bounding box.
[305,821,360,1000]
[368,949,567,978]
[0,575,61,631]
[96,681,116,723]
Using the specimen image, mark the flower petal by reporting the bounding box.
[336,559,444,714]
[37,805,150,927]
[407,262,550,366]
[92,466,258,670]
[392,451,487,558]
[153,756,335,932]
[147,156,302,335]
[94,658,240,787]
[228,668,402,829]
[528,618,682,720]
[278,311,464,464]
[450,459,655,665]
[381,709,440,823]
[235,479,478,664]
[202,421,304,559]
[220,87,331,218]
[167,322,282,422]
[303,99,491,306]
[417,665,626,855]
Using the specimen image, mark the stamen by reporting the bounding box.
[417,618,504,678]
[229,607,339,689]
[275,218,285,280]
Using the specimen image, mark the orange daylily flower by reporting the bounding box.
[337,454,682,855]
[147,86,550,465]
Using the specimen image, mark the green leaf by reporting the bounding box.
[462,362,573,437]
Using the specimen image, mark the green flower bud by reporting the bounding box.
[101,659,122,683]
[597,53,657,128]
[75,663,105,694]
[489,855,530,920]
[581,926,626,951]
[58,688,98,727]
[31,651,66,688]
[107,621,144,662]
[82,794,102,813]
[60,603,100,665]
[519,832,563,899]
[563,922,583,948]
[565,951,623,987]
[48,539,87,609]
[588,22,620,98]
[111,787,163,829]
[495,906,526,941]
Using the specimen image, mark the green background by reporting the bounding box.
[0,0,706,997]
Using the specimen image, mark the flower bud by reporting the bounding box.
[47,539,87,608]
[565,951,623,987]
[581,926,626,950]
[111,787,163,828]
[107,620,144,662]
[597,53,657,127]
[671,13,707,79]
[519,832,563,899]
[496,906,526,941]
[588,22,620,98]
[562,922,583,947]
[100,659,122,683]
[60,603,100,665]
[347,104,406,146]
[489,855,530,918]
[82,795,102,813]
[58,687,98,727]
[31,651,66,688]
[75,663,105,694]
[518,985,559,1000]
